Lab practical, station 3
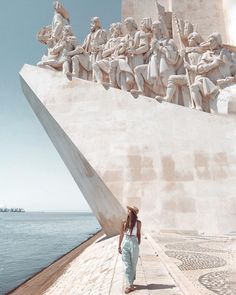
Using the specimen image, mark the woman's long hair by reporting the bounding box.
[124,210,137,235]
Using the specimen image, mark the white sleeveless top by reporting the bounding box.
[125,221,138,236]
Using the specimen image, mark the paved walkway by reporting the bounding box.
[43,234,183,295]
[40,231,236,295]
[151,232,236,295]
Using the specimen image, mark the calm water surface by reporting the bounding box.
[0,212,100,295]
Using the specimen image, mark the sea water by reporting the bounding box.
[0,212,100,294]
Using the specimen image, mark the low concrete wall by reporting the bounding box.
[20,65,236,235]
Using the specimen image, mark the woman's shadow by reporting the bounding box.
[133,283,176,290]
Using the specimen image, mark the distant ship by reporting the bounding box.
[0,208,25,212]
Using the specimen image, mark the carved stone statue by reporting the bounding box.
[215,47,236,89]
[187,33,232,111]
[37,2,72,75]
[35,2,236,115]
[114,17,151,91]
[52,1,70,41]
[71,17,107,80]
[177,19,195,47]
[163,32,203,105]
[93,22,124,85]
[151,23,179,97]
[37,25,77,76]
[37,26,52,45]
[231,52,236,76]
[131,20,179,97]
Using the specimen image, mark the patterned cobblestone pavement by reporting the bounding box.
[165,242,226,253]
[199,271,236,295]
[153,232,236,295]
[165,251,227,271]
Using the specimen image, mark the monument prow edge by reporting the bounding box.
[19,64,126,237]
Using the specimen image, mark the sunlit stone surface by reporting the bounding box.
[20,65,236,236]
[122,0,236,45]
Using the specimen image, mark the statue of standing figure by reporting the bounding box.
[52,1,70,41]
[131,20,179,97]
[163,32,203,106]
[114,17,151,91]
[93,22,124,85]
[70,17,107,80]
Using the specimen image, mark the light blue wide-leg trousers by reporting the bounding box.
[122,235,139,287]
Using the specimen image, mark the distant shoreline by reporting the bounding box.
[0,211,93,213]
[0,208,25,212]
[7,229,103,295]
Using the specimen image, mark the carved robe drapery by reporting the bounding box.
[80,29,108,71]
[147,38,179,95]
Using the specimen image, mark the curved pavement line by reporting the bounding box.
[146,233,202,295]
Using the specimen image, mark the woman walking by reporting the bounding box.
[118,206,141,294]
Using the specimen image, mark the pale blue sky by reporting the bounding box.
[0,0,121,212]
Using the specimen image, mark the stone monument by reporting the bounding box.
[20,1,236,236]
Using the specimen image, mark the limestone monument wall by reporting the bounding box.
[20,65,236,236]
[122,0,231,44]
[21,0,236,237]
[222,0,236,45]
[122,0,169,26]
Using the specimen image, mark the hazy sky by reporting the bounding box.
[0,0,121,212]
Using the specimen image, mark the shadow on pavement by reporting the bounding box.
[134,283,176,290]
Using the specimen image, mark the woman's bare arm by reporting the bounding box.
[137,220,141,245]
[118,221,125,253]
